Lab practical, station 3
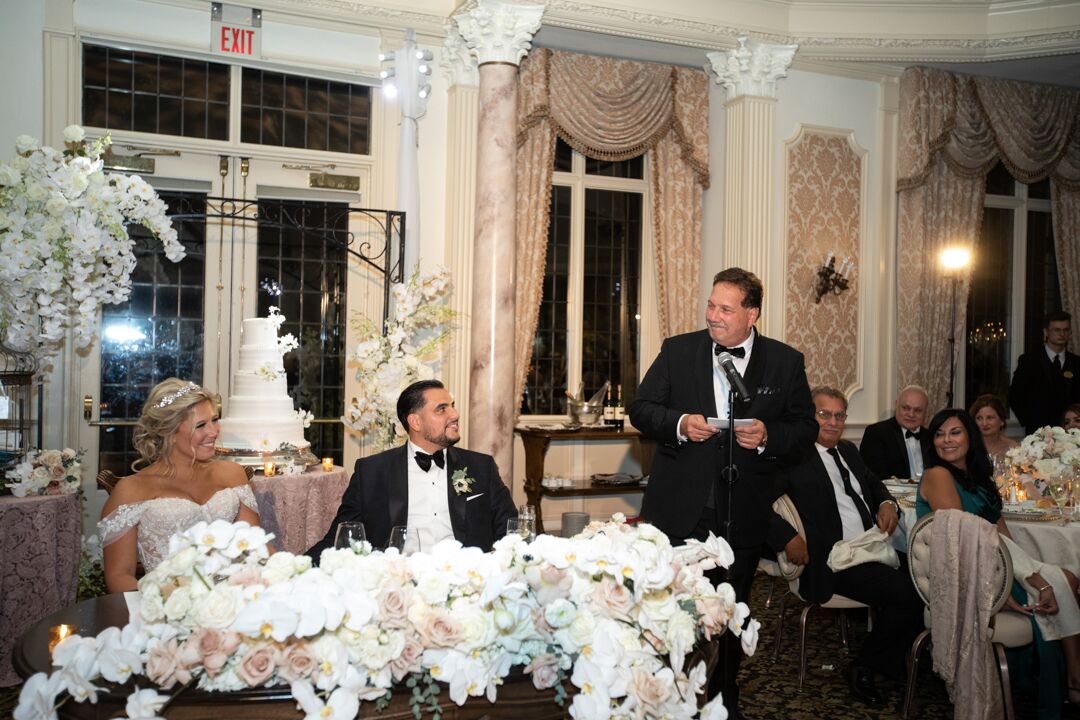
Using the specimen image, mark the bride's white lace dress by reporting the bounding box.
[98,486,259,572]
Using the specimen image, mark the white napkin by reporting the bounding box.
[827,527,900,572]
[1000,535,1080,641]
[124,591,142,629]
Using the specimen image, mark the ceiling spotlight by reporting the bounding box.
[382,82,398,99]
[418,84,430,99]
[418,63,431,75]
[379,67,395,80]
[415,49,433,61]
[378,51,395,63]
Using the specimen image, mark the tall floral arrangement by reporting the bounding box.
[342,268,455,450]
[16,515,753,720]
[0,126,184,371]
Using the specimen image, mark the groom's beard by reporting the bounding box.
[422,429,461,450]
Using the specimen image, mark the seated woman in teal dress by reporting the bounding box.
[917,408,1080,712]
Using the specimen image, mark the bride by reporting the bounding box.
[99,378,262,592]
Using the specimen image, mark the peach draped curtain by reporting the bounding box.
[896,67,1080,410]
[514,49,710,409]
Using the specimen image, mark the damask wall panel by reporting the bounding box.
[784,127,865,392]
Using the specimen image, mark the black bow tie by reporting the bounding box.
[905,429,920,440]
[714,344,746,359]
[414,449,445,472]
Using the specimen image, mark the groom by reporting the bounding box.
[306,379,517,561]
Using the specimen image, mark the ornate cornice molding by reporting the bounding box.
[452,0,544,66]
[707,36,798,98]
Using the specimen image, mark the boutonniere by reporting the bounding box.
[451,468,476,495]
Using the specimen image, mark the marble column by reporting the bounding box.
[439,28,479,449]
[707,37,796,336]
[452,1,543,487]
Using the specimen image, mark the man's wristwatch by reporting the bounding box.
[879,499,900,514]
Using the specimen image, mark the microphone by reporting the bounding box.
[716,351,753,400]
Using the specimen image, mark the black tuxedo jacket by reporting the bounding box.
[858,417,929,479]
[629,329,817,549]
[1008,349,1080,434]
[774,441,895,604]
[306,444,517,562]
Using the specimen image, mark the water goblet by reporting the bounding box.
[334,522,367,552]
[387,525,421,554]
[508,517,536,542]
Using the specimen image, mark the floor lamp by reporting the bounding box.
[940,246,972,408]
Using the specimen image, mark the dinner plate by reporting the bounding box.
[1001,509,1059,522]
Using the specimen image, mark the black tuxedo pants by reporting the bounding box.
[688,511,760,714]
[831,553,924,677]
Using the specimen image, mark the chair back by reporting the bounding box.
[244,464,255,481]
[772,494,806,581]
[96,469,120,494]
[906,510,1014,614]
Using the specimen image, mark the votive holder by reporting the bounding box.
[264,462,276,477]
[322,457,334,472]
[48,623,77,659]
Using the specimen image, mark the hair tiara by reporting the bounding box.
[154,381,201,409]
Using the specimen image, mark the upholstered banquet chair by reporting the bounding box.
[902,511,1033,719]
[768,494,872,690]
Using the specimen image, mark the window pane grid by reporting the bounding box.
[257,200,348,464]
[82,44,229,140]
[241,69,370,153]
[98,192,207,476]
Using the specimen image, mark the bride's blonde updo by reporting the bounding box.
[132,378,220,473]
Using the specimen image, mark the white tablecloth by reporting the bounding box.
[900,506,1080,572]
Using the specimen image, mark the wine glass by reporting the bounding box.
[334,522,367,552]
[387,525,420,555]
[1046,478,1073,525]
[507,517,536,542]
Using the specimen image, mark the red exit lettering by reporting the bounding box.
[219,26,256,56]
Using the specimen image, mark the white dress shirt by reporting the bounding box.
[676,329,756,442]
[903,430,925,478]
[817,443,870,542]
[406,440,454,548]
[1045,344,1065,368]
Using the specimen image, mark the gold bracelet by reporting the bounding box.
[1036,584,1052,593]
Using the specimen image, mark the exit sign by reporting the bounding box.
[211,3,262,58]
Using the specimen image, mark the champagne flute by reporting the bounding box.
[508,517,536,542]
[334,522,367,552]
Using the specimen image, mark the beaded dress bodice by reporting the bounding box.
[98,485,258,572]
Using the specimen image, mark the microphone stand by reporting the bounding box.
[714,384,740,552]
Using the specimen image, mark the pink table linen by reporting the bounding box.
[0,493,82,686]
[251,467,349,555]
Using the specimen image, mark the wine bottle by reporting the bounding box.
[614,384,625,430]
[603,384,615,426]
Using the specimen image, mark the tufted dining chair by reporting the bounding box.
[902,511,1033,719]
[768,494,872,690]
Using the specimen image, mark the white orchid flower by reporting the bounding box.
[291,680,360,720]
[124,688,168,719]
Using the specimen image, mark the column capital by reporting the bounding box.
[707,36,798,99]
[441,22,479,87]
[452,0,544,67]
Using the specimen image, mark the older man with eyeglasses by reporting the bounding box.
[772,386,922,708]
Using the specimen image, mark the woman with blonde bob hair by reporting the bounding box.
[98,377,263,591]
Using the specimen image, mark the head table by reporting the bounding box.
[0,493,82,687]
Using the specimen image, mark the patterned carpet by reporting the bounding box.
[0,571,1061,719]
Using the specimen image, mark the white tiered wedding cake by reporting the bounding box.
[217,315,310,457]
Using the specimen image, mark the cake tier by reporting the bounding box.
[238,347,285,372]
[225,395,297,417]
[217,416,308,451]
[233,373,288,397]
[241,318,279,349]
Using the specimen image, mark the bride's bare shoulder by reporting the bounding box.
[209,459,250,488]
[101,470,166,515]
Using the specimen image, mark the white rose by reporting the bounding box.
[194,585,243,629]
[45,195,68,216]
[163,586,193,623]
[140,585,166,623]
[565,607,596,648]
[15,134,39,153]
[0,165,21,186]
[544,598,576,629]
[415,572,451,605]
[63,125,86,143]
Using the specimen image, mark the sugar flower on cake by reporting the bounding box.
[0,126,182,371]
[343,268,456,450]
[255,363,285,381]
[295,408,314,428]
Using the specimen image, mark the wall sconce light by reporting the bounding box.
[940,245,973,408]
[813,251,854,303]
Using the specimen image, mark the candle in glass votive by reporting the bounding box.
[264,462,276,477]
[322,457,334,472]
[1017,488,1027,502]
[48,623,77,658]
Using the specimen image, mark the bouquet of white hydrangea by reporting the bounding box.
[0,126,183,371]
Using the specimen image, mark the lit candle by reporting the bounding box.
[322,457,334,472]
[49,624,77,658]
[1017,488,1027,502]
[264,462,276,477]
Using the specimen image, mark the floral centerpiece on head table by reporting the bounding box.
[0,126,183,372]
[16,514,752,720]
[1005,425,1080,495]
[3,447,84,498]
[342,268,456,451]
